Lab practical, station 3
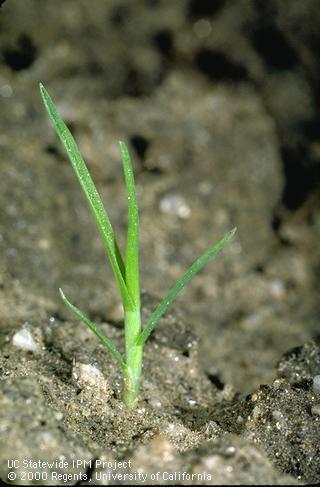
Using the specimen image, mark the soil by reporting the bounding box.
[0,0,319,485]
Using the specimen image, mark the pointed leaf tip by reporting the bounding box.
[119,141,128,152]
[39,82,46,95]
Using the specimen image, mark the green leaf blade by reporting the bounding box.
[59,288,127,370]
[40,83,133,311]
[119,141,140,309]
[137,227,237,346]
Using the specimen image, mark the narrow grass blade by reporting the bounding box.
[59,288,127,370]
[137,227,237,346]
[40,83,133,310]
[119,141,140,309]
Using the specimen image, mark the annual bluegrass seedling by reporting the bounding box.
[40,83,236,409]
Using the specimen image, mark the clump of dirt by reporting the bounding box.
[1,294,319,484]
[245,342,320,483]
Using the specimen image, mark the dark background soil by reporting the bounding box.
[0,0,319,484]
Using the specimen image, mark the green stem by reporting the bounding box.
[123,308,143,409]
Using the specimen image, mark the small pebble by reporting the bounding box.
[187,398,197,407]
[193,19,212,38]
[54,412,64,421]
[149,399,162,408]
[159,194,191,219]
[311,404,320,416]
[313,375,320,394]
[12,328,37,352]
[225,446,236,456]
[72,363,111,400]
[73,363,104,388]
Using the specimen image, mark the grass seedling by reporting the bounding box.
[40,83,236,409]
